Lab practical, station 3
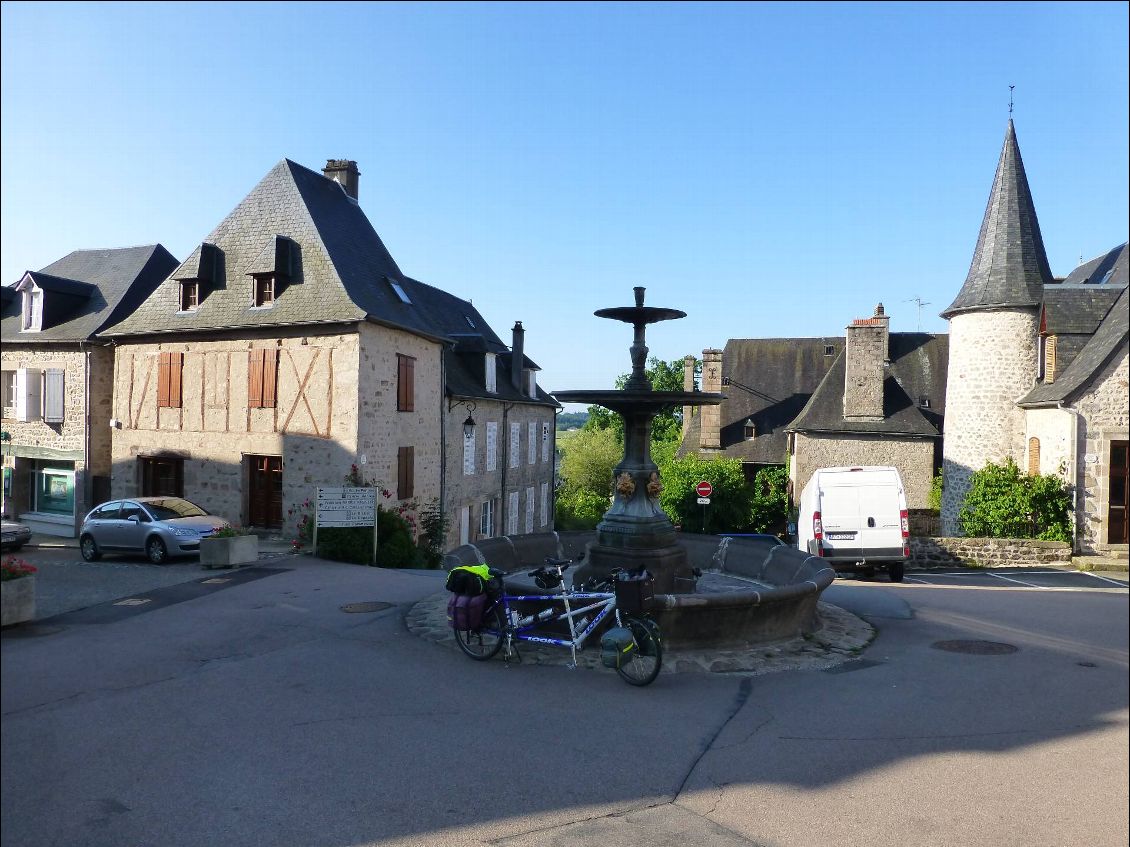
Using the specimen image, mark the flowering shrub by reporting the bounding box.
[212,525,252,538]
[1,557,37,581]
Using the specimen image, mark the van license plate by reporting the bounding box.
[827,532,856,540]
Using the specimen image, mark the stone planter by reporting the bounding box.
[199,535,259,569]
[1,576,36,627]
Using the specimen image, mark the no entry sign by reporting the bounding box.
[695,481,713,498]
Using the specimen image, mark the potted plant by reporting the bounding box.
[199,526,259,570]
[1,556,37,626]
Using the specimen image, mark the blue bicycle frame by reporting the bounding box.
[488,587,620,668]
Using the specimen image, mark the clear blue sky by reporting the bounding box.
[3,2,1127,412]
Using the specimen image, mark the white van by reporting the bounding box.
[796,466,909,582]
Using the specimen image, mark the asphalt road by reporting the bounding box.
[2,554,1127,847]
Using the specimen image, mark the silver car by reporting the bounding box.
[79,497,231,564]
[1,519,33,551]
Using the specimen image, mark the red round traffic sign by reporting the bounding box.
[696,481,713,497]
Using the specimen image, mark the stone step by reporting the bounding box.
[1071,555,1129,573]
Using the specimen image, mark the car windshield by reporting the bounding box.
[144,498,208,520]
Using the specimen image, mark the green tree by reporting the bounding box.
[659,455,753,534]
[958,458,1073,542]
[748,465,789,534]
[558,426,621,496]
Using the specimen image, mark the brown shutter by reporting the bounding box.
[405,356,414,411]
[170,352,183,408]
[1028,438,1041,476]
[398,445,415,499]
[248,350,264,408]
[158,353,171,407]
[263,349,278,408]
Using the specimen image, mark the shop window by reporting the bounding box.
[32,462,75,516]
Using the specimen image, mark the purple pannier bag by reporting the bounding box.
[447,593,488,631]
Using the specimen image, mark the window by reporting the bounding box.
[479,499,495,538]
[509,422,521,468]
[528,421,537,464]
[247,349,278,409]
[919,397,931,409]
[397,354,415,412]
[253,274,275,307]
[397,445,414,499]
[43,368,64,423]
[464,315,476,329]
[527,371,537,397]
[743,419,755,440]
[1028,437,1041,476]
[119,502,149,522]
[540,481,548,528]
[179,281,199,312]
[486,422,498,472]
[90,501,121,520]
[485,353,497,393]
[542,422,550,463]
[824,345,834,357]
[525,486,535,533]
[389,279,412,304]
[22,289,42,331]
[463,428,476,475]
[1,370,15,417]
[157,352,183,408]
[507,490,519,535]
[141,457,184,496]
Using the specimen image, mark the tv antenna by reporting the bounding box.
[904,297,932,331]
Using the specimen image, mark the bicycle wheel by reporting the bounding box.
[454,604,505,661]
[616,617,662,686]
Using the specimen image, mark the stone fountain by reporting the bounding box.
[553,287,724,594]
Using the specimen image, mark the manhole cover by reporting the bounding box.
[340,601,393,614]
[931,639,1018,655]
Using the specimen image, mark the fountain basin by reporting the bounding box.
[441,530,835,647]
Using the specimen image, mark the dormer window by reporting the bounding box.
[179,281,199,312]
[527,370,537,397]
[253,275,276,307]
[743,419,756,440]
[22,289,42,331]
[485,353,497,393]
[918,397,931,409]
[823,345,835,357]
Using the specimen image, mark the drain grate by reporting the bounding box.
[341,601,394,614]
[931,639,1018,655]
[113,598,152,607]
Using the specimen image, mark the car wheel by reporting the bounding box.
[80,534,102,562]
[888,562,905,583]
[145,536,168,564]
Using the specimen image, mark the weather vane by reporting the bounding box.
[1009,85,1015,116]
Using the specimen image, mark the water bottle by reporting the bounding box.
[536,608,555,623]
[507,609,519,627]
[574,615,591,635]
[518,607,556,627]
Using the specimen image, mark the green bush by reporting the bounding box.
[928,471,944,513]
[555,486,610,530]
[315,507,423,567]
[659,455,753,534]
[958,458,1073,542]
[748,465,789,534]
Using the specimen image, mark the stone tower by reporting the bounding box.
[940,120,1052,535]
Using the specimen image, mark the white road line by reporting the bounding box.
[986,571,1050,589]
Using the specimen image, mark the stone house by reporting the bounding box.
[679,312,948,512]
[99,158,557,550]
[940,119,1128,553]
[0,245,179,536]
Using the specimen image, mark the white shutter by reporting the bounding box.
[507,491,519,535]
[43,368,65,423]
[542,422,550,463]
[509,422,521,468]
[486,422,498,472]
[540,481,548,527]
[528,421,537,464]
[525,486,534,534]
[15,368,42,422]
[463,430,476,476]
[459,506,470,546]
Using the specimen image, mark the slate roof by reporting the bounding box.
[942,120,1053,318]
[445,343,558,408]
[1055,242,1128,287]
[101,159,493,344]
[1021,285,1128,407]
[1,245,178,343]
[787,333,949,437]
[678,338,845,464]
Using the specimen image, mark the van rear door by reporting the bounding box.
[858,474,904,558]
[819,482,863,559]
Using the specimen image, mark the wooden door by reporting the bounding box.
[1109,441,1129,545]
[248,455,283,529]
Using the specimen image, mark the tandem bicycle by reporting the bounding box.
[448,555,663,686]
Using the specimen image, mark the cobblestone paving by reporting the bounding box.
[407,592,875,677]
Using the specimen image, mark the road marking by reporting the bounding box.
[113,598,151,606]
[986,571,1051,589]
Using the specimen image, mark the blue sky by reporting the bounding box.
[2,2,1127,411]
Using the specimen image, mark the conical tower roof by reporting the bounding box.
[942,120,1052,318]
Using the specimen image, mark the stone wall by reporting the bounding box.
[909,536,1072,568]
[792,432,936,508]
[941,309,1039,534]
[1074,347,1129,552]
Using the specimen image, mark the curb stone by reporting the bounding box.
[406,592,875,676]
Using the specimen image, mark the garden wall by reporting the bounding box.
[909,537,1071,568]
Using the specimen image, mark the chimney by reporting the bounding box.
[843,303,889,421]
[511,321,525,392]
[682,355,697,439]
[699,348,723,451]
[323,159,360,201]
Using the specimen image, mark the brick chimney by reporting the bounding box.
[843,303,889,421]
[511,321,525,391]
[698,348,723,451]
[323,160,360,201]
[682,355,697,439]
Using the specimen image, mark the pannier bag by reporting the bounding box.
[600,627,638,668]
[614,569,655,614]
[447,593,488,631]
[445,564,502,597]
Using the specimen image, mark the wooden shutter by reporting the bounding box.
[43,368,65,423]
[397,355,415,411]
[397,445,414,499]
[157,353,171,407]
[1028,438,1041,476]
[248,350,264,408]
[169,352,183,407]
[1045,336,1058,384]
[262,349,278,408]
